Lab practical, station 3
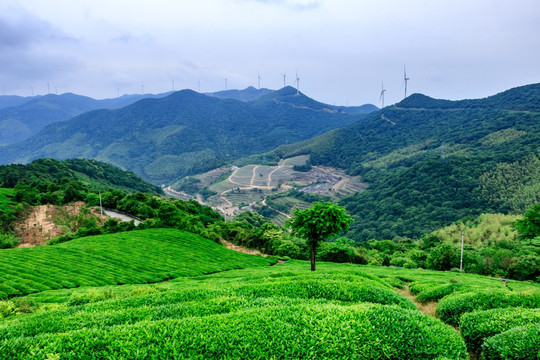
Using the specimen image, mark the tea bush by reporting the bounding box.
[0,303,467,360]
[436,289,540,326]
[459,307,540,353]
[481,324,540,360]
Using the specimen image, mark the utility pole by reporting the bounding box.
[460,231,464,272]
[99,190,103,216]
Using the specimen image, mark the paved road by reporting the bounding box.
[103,210,141,225]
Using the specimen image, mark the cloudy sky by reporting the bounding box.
[1,0,540,106]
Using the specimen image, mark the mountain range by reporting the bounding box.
[2,82,538,241]
[0,92,176,145]
[0,86,373,184]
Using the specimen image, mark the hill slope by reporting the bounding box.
[0,228,276,298]
[265,83,540,241]
[0,88,370,184]
[0,158,161,194]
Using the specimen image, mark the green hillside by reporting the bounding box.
[0,228,275,299]
[267,83,540,241]
[0,88,370,184]
[0,158,161,194]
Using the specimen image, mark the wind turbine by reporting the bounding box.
[379,81,386,108]
[403,65,410,98]
[257,71,261,89]
[293,71,300,95]
[280,73,286,88]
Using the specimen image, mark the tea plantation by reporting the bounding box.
[0,231,539,359]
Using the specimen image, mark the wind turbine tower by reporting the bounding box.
[403,65,410,99]
[281,73,286,88]
[257,71,261,89]
[380,81,386,108]
[294,71,300,95]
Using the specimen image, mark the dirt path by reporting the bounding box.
[395,285,437,318]
[221,239,267,256]
[267,166,280,187]
[250,165,259,186]
[262,198,291,219]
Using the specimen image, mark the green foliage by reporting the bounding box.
[317,238,366,264]
[426,243,460,271]
[436,289,540,326]
[0,158,161,194]
[513,203,540,243]
[480,324,540,360]
[431,213,520,247]
[479,154,540,213]
[415,282,466,303]
[0,303,467,360]
[459,307,540,354]
[287,201,353,271]
[0,261,470,360]
[0,233,19,249]
[287,201,353,244]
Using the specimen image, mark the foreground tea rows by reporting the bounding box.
[0,230,538,359]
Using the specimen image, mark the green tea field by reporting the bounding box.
[0,230,538,359]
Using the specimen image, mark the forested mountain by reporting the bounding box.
[0,87,371,184]
[0,92,172,145]
[265,83,540,241]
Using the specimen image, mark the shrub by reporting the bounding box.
[436,289,540,326]
[0,300,15,318]
[416,283,465,303]
[234,277,416,309]
[481,324,540,360]
[0,233,19,249]
[67,288,115,306]
[426,243,459,271]
[318,242,365,264]
[0,303,468,360]
[460,308,540,353]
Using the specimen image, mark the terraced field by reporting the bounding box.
[201,155,368,220]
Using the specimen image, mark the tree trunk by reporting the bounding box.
[310,241,316,271]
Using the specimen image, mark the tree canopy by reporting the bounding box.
[287,201,353,271]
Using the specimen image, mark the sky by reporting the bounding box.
[1,0,540,106]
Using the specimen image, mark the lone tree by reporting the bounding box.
[287,201,353,271]
[514,203,540,244]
